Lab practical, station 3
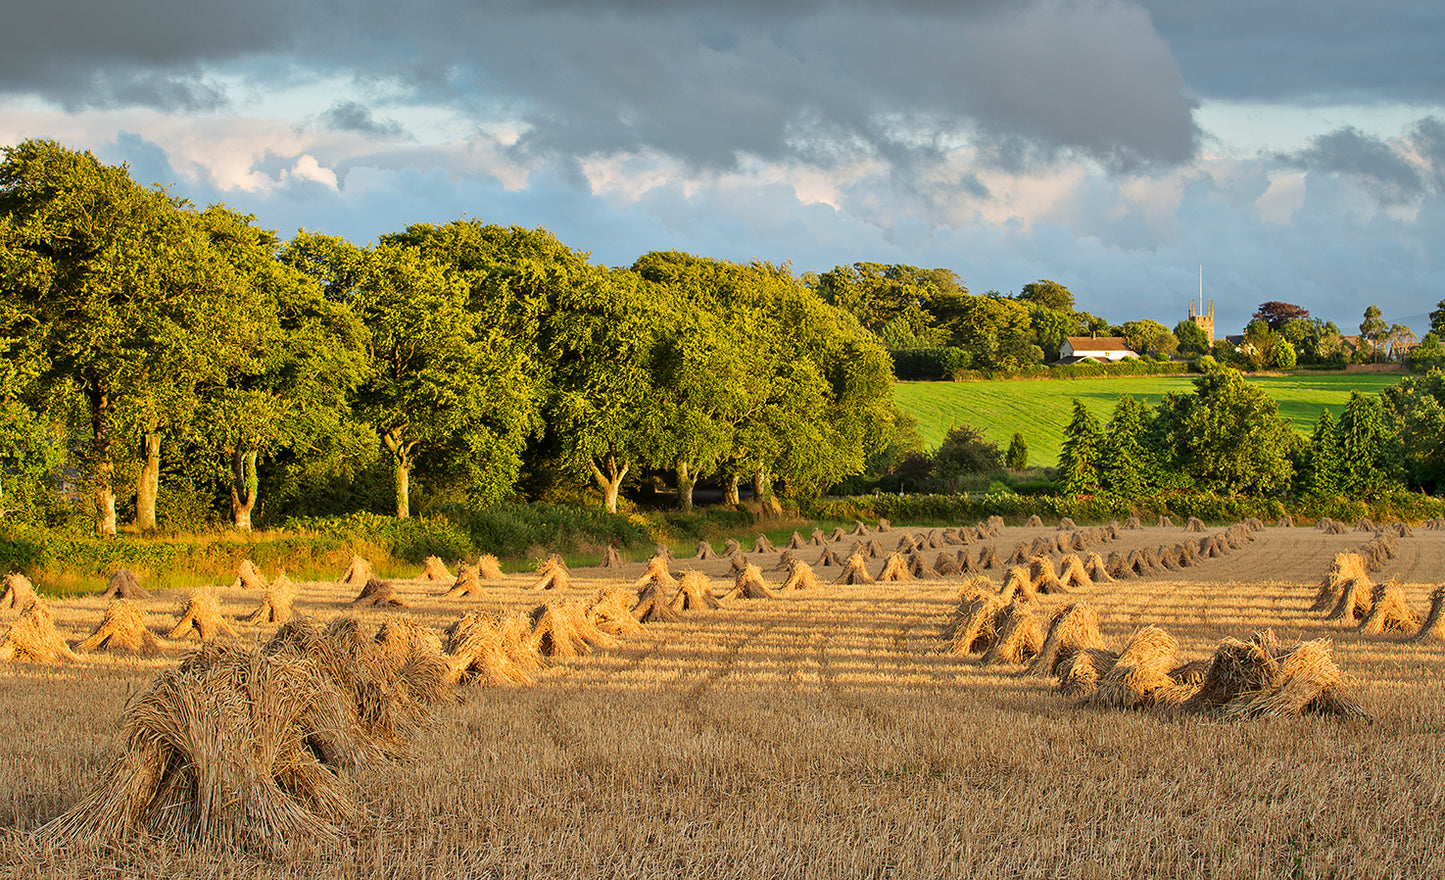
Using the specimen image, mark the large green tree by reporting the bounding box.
[1430,299,1445,340]
[384,221,610,508]
[195,220,368,530]
[634,253,786,510]
[947,294,1037,371]
[1173,319,1210,357]
[352,242,541,517]
[1120,320,1177,357]
[0,320,60,522]
[1383,368,1445,493]
[1302,408,1343,498]
[545,266,664,513]
[1405,332,1445,373]
[1155,367,1295,495]
[1098,395,1157,497]
[1017,279,1075,313]
[768,279,895,500]
[813,262,965,337]
[1336,392,1402,497]
[0,140,248,535]
[1359,304,1387,363]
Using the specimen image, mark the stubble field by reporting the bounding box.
[2,520,1443,879]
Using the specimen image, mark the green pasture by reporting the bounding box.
[893,372,1405,465]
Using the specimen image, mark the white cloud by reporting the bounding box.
[281,154,338,190]
[1255,171,1306,224]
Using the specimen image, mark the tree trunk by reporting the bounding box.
[723,471,740,506]
[230,447,258,531]
[95,463,117,538]
[676,458,695,513]
[135,431,161,533]
[382,428,416,519]
[752,466,774,504]
[88,388,117,538]
[589,455,629,514]
[395,457,411,519]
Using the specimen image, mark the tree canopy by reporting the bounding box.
[1252,301,1309,331]
[1155,367,1295,495]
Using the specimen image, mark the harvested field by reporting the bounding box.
[3,523,1444,878]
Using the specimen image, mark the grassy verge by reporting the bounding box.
[0,504,857,596]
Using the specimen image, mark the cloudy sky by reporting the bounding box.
[3,0,1442,335]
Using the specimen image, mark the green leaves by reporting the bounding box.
[1058,400,1103,495]
[1155,367,1295,496]
[1,140,268,532]
[353,241,544,512]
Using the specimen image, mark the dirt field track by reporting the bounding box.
[3,522,1444,879]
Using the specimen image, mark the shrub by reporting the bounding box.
[891,347,972,380]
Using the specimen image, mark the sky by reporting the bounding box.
[2,0,1442,336]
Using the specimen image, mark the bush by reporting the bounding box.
[952,358,1194,382]
[657,507,755,541]
[891,347,972,380]
[935,425,1003,478]
[438,504,652,559]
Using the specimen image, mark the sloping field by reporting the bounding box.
[3,521,1443,878]
[894,373,1404,462]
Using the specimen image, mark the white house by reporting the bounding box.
[1059,336,1138,362]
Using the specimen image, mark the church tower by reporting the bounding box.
[1189,297,1215,343]
[1188,267,1214,343]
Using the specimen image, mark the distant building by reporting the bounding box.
[1060,336,1138,361]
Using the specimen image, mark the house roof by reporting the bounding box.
[1064,336,1133,353]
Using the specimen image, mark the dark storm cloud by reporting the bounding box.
[1285,120,1443,205]
[1142,1,1445,104]
[0,0,295,110]
[1,0,1200,172]
[436,0,1200,171]
[318,101,408,138]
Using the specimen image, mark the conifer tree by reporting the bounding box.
[1304,408,1343,498]
[1098,395,1154,497]
[1338,392,1401,497]
[1006,432,1028,471]
[1058,400,1103,495]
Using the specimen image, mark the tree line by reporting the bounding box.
[817,262,1438,378]
[854,363,1445,504]
[0,140,896,535]
[1056,366,1445,499]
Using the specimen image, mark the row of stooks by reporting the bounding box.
[1,506,1414,663]
[14,522,970,849]
[940,519,1373,718]
[0,510,1270,662]
[1310,530,1445,642]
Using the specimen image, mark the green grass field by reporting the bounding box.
[893,372,1405,465]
